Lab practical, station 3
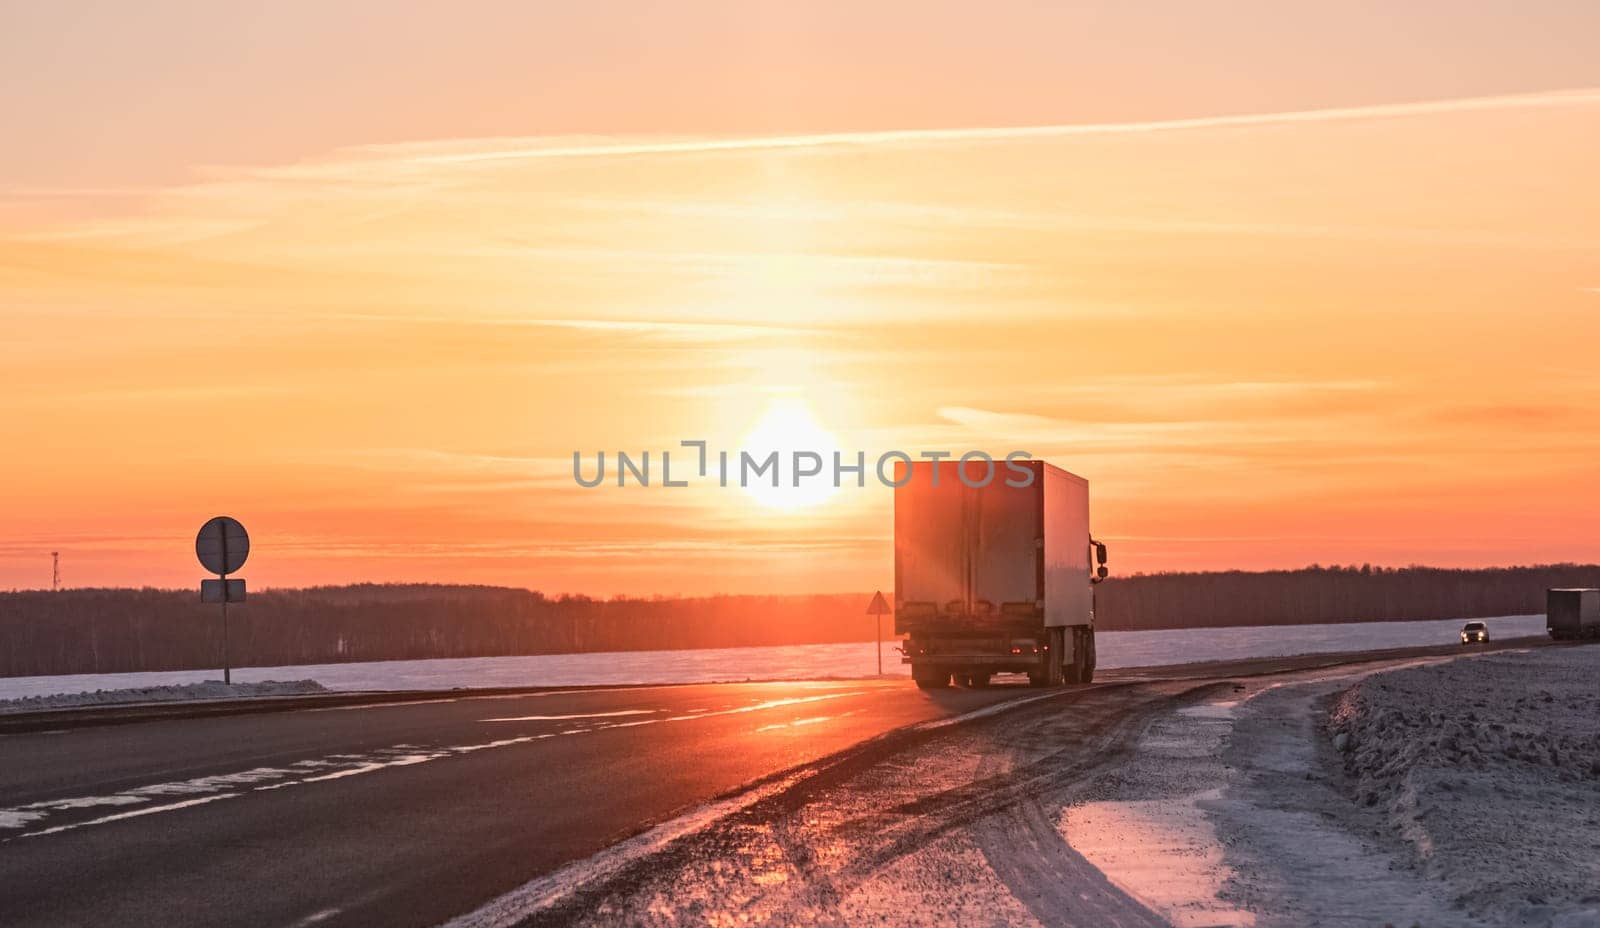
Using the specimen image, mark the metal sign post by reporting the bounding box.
[866,591,891,677]
[196,516,250,685]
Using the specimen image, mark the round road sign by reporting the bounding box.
[196,516,250,575]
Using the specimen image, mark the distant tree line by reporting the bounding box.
[0,586,875,677]
[1094,563,1600,631]
[1,564,1593,678]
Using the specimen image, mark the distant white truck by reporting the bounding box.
[895,459,1106,689]
[1546,589,1600,641]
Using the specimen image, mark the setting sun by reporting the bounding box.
[739,398,841,511]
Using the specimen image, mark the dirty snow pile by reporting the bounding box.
[1326,646,1600,926]
[0,679,329,713]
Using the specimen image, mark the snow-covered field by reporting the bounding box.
[0,613,1545,704]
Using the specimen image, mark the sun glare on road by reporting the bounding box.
[740,398,840,510]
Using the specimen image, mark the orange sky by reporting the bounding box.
[3,4,1599,593]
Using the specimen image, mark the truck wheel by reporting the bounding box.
[970,672,992,688]
[1060,627,1083,685]
[1045,627,1066,686]
[1083,629,1096,684]
[913,666,950,689]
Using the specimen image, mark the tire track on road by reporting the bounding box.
[514,681,1221,927]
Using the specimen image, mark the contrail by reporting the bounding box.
[408,87,1600,166]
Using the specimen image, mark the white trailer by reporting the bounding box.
[894,459,1106,688]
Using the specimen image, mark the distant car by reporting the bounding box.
[1460,621,1489,644]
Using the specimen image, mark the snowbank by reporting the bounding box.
[1326,646,1600,926]
[0,679,328,714]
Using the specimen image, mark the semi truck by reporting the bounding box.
[895,458,1106,689]
[1547,588,1600,640]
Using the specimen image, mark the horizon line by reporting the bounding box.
[9,560,1598,597]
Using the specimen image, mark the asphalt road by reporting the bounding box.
[0,679,1028,928]
[0,636,1558,928]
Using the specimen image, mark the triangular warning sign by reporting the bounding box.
[866,590,890,615]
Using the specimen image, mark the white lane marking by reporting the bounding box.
[481,691,864,727]
[450,734,556,754]
[0,687,869,843]
[483,688,864,732]
[0,692,865,840]
[482,709,657,722]
[672,692,864,718]
[36,794,145,809]
[19,794,238,839]
[2,763,340,829]
[1,745,525,839]
[285,908,342,928]
[0,810,45,828]
[305,699,459,713]
[442,691,1059,928]
[299,754,436,783]
[754,715,837,733]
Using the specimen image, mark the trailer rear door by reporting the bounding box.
[970,464,1042,614]
[895,462,966,630]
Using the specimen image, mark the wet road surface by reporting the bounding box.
[0,679,1028,927]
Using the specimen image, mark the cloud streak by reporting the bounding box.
[387,87,1600,166]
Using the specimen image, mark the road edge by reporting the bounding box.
[0,635,1555,735]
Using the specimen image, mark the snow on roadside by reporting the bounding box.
[1325,646,1600,926]
[1063,703,1258,928]
[1060,655,1522,927]
[0,679,328,714]
[1210,668,1484,927]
